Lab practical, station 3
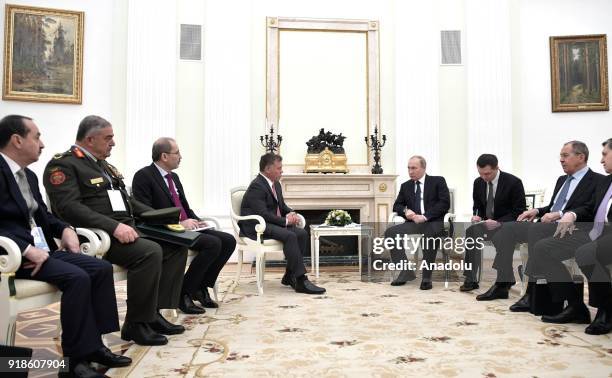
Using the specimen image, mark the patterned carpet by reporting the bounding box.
[88,272,612,378]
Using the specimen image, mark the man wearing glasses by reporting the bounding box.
[132,138,235,314]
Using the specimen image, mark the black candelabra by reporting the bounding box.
[259,122,282,154]
[364,125,386,174]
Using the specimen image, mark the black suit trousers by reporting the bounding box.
[263,224,307,278]
[385,221,444,278]
[491,221,557,284]
[182,229,236,293]
[104,237,186,323]
[15,251,118,358]
[462,223,500,282]
[529,230,591,303]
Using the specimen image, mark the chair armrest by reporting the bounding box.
[198,215,221,229]
[89,228,111,257]
[231,214,267,243]
[296,213,306,229]
[0,236,21,274]
[388,212,405,225]
[75,228,101,257]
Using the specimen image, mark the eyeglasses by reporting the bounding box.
[165,150,180,155]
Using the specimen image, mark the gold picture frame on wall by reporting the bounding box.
[3,4,84,104]
[550,34,608,112]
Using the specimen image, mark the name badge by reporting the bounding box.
[90,177,104,185]
[31,227,50,251]
[107,190,127,212]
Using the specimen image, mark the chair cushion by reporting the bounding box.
[240,237,283,247]
[14,279,58,299]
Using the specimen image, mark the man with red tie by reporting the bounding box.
[132,138,236,313]
[239,153,325,294]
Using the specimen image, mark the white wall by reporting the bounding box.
[0,0,127,181]
[2,0,610,220]
[513,0,612,200]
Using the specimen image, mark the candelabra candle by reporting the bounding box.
[364,124,386,174]
[260,123,283,154]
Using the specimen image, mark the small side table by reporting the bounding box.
[309,224,373,278]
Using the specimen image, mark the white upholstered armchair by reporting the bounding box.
[229,186,305,295]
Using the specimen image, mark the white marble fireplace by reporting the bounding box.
[280,174,398,223]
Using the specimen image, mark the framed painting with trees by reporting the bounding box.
[3,4,84,104]
[550,34,608,112]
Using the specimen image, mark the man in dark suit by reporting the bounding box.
[43,116,187,346]
[460,154,526,292]
[240,153,325,294]
[132,137,235,313]
[385,155,450,290]
[479,141,601,302]
[525,138,612,333]
[0,115,130,377]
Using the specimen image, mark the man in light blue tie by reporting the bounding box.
[477,141,601,302]
[525,138,612,334]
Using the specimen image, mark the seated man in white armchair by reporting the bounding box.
[239,153,325,295]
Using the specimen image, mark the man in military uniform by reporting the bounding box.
[43,115,188,346]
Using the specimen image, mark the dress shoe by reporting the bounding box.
[585,308,612,335]
[459,280,479,292]
[193,288,219,308]
[87,346,132,368]
[295,276,326,294]
[58,360,104,378]
[542,303,591,324]
[419,280,433,290]
[476,283,510,301]
[281,271,296,288]
[179,293,206,314]
[390,270,416,286]
[150,312,186,335]
[509,293,531,312]
[121,321,168,346]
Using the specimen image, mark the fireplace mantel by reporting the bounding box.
[280,174,398,223]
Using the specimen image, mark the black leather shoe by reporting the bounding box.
[585,309,612,335]
[391,270,416,286]
[121,321,168,346]
[476,283,510,301]
[542,303,591,324]
[88,346,132,368]
[420,280,433,290]
[509,293,531,312]
[281,271,296,288]
[460,280,479,292]
[295,276,326,294]
[193,288,219,308]
[59,360,104,378]
[150,312,186,335]
[179,293,206,314]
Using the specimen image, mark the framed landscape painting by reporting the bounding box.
[3,4,84,104]
[550,34,608,112]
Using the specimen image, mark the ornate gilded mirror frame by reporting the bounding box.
[266,17,380,168]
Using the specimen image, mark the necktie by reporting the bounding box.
[414,181,422,215]
[165,173,188,221]
[589,181,612,240]
[270,184,281,217]
[486,182,494,219]
[16,169,38,219]
[550,175,574,213]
